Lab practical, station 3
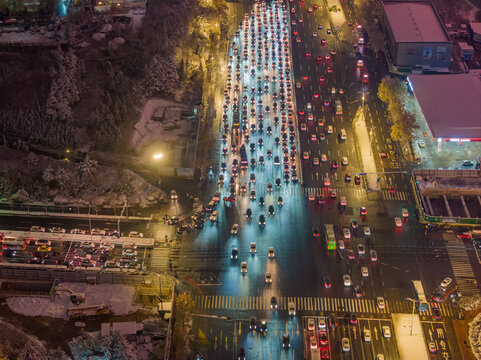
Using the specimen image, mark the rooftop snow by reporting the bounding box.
[408,73,481,139]
[384,2,448,43]
[470,22,481,35]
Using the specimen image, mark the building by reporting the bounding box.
[458,42,474,62]
[469,22,481,43]
[408,73,481,141]
[381,1,452,72]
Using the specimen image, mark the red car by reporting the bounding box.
[360,207,367,216]
[306,52,312,57]
[313,93,319,99]
[390,186,395,193]
[319,76,326,84]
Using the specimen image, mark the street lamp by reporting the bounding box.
[153,153,163,160]
[405,297,418,335]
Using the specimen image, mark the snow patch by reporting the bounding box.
[469,312,481,359]
[6,283,138,320]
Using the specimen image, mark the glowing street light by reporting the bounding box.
[153,153,163,160]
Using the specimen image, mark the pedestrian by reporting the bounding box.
[168,259,172,270]
[165,235,168,242]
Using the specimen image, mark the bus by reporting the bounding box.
[412,280,429,310]
[324,224,336,250]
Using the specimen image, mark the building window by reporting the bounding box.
[423,47,432,59]
[436,47,446,60]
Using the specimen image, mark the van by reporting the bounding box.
[2,237,26,250]
[339,129,347,140]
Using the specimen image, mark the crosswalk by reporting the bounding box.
[444,234,479,296]
[193,295,456,317]
[281,187,412,201]
[149,246,170,270]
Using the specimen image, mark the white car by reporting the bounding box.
[303,151,309,160]
[441,277,452,288]
[364,227,371,236]
[170,190,178,199]
[418,139,425,148]
[395,217,402,227]
[327,125,333,134]
[288,302,296,316]
[382,326,391,338]
[70,228,86,235]
[342,337,350,352]
[340,196,347,206]
[402,208,409,218]
[321,154,327,162]
[342,156,349,166]
[307,318,316,331]
[363,329,371,342]
[300,123,307,131]
[343,274,351,286]
[268,247,275,258]
[265,272,273,283]
[377,297,385,309]
[250,242,257,254]
[310,336,317,349]
[128,231,144,238]
[91,228,106,235]
[122,248,137,258]
[30,226,45,232]
[312,157,320,166]
[35,239,51,246]
[240,261,247,274]
[343,228,351,239]
[338,240,345,250]
[318,316,326,329]
[361,266,369,277]
[231,224,239,235]
[357,244,366,255]
[50,227,66,233]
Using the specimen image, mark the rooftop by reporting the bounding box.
[470,22,481,35]
[408,73,481,139]
[384,2,449,43]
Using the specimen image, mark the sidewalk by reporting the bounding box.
[453,318,475,360]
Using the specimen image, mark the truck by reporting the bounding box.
[310,348,321,360]
[335,100,343,115]
[240,144,248,169]
[67,304,113,319]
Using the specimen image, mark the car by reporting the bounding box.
[30,226,45,232]
[308,318,316,331]
[259,215,266,226]
[354,176,361,185]
[340,196,347,206]
[310,134,317,141]
[329,315,338,328]
[343,275,351,286]
[357,244,365,255]
[402,208,409,218]
[300,123,307,131]
[341,156,348,166]
[370,250,378,262]
[380,152,387,158]
[377,297,386,309]
[313,228,320,237]
[70,228,86,235]
[35,239,51,247]
[324,177,330,187]
[275,178,281,187]
[122,248,137,258]
[249,316,257,330]
[318,24,323,29]
[441,277,452,288]
[231,247,238,260]
[278,197,284,206]
[354,285,363,298]
[265,272,273,283]
[428,341,436,353]
[240,261,247,274]
[240,183,247,194]
[270,296,278,310]
[259,319,267,334]
[100,242,115,252]
[210,211,218,222]
[268,247,275,259]
[342,337,350,352]
[432,306,442,320]
[395,217,402,227]
[288,302,296,316]
[361,266,369,277]
[303,151,309,160]
[338,240,345,250]
[308,193,316,201]
[259,196,265,206]
[364,227,371,236]
[49,227,66,233]
[170,190,178,199]
[343,228,351,239]
[347,249,355,260]
[274,156,280,165]
[318,316,327,329]
[319,196,325,205]
[345,173,351,182]
[330,189,337,199]
[79,241,96,250]
[324,276,332,288]
[321,154,327,162]
[309,336,317,349]
[231,224,239,235]
[283,333,290,348]
[390,186,395,193]
[246,208,252,220]
[268,205,275,215]
[249,242,257,254]
[363,329,371,342]
[351,218,358,228]
[250,190,256,200]
[128,231,143,238]
[349,313,358,325]
[319,332,328,347]
[327,125,333,134]
[37,245,52,253]
[382,326,391,338]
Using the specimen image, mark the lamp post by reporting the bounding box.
[153,153,163,185]
[405,297,419,335]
